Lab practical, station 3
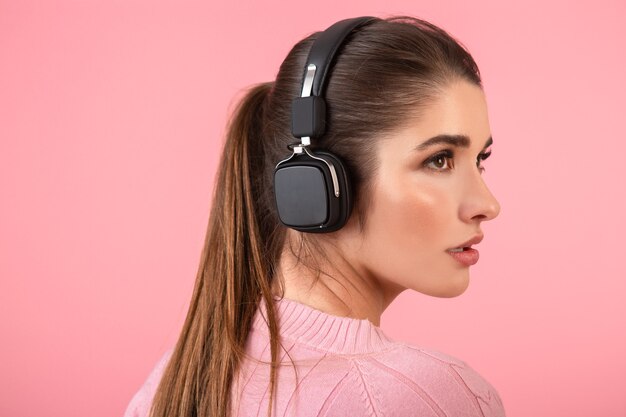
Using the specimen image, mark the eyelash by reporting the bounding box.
[423,149,492,173]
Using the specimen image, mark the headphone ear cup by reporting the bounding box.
[273,150,353,233]
[313,150,353,231]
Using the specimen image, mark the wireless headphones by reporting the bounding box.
[273,16,377,233]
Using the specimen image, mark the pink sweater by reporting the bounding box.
[124,296,506,416]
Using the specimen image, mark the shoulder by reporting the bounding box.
[123,348,174,417]
[341,342,506,417]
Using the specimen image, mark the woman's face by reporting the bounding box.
[344,80,501,299]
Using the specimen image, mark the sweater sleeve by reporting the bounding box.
[123,348,174,417]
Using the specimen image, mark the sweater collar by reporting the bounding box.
[251,295,396,355]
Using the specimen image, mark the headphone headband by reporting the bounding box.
[291,16,376,140]
[304,16,377,98]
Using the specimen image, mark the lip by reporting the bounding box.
[448,234,484,250]
[447,248,480,266]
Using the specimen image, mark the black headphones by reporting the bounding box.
[273,16,377,233]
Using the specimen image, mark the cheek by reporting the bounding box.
[367,177,452,251]
[358,174,462,294]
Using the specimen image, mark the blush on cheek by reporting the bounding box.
[360,183,457,294]
[360,166,456,272]
[385,183,451,251]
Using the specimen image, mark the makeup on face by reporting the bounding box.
[339,81,499,301]
[446,247,479,266]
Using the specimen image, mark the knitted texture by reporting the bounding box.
[124,296,506,417]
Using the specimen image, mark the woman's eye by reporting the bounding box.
[423,150,454,171]
[423,149,492,173]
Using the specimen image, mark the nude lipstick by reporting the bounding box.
[447,247,479,266]
[446,234,483,267]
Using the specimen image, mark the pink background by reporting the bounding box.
[1,0,624,416]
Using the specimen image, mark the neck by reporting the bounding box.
[271,234,405,327]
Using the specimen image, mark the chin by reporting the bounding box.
[426,271,470,298]
[441,282,470,298]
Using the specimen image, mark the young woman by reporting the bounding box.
[124,15,505,417]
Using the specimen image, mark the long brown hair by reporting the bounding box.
[148,15,482,417]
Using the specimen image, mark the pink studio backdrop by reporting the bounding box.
[1,1,624,416]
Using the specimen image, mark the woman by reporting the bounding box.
[124,15,505,417]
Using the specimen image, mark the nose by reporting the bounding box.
[459,169,501,223]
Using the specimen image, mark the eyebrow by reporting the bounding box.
[414,134,493,152]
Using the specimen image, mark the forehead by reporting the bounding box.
[384,80,492,151]
[417,81,491,140]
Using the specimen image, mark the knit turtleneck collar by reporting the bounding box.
[250,295,397,355]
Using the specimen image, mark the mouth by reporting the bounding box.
[447,247,471,253]
[446,246,480,266]
[447,234,483,252]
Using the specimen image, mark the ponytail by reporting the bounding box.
[148,81,284,417]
